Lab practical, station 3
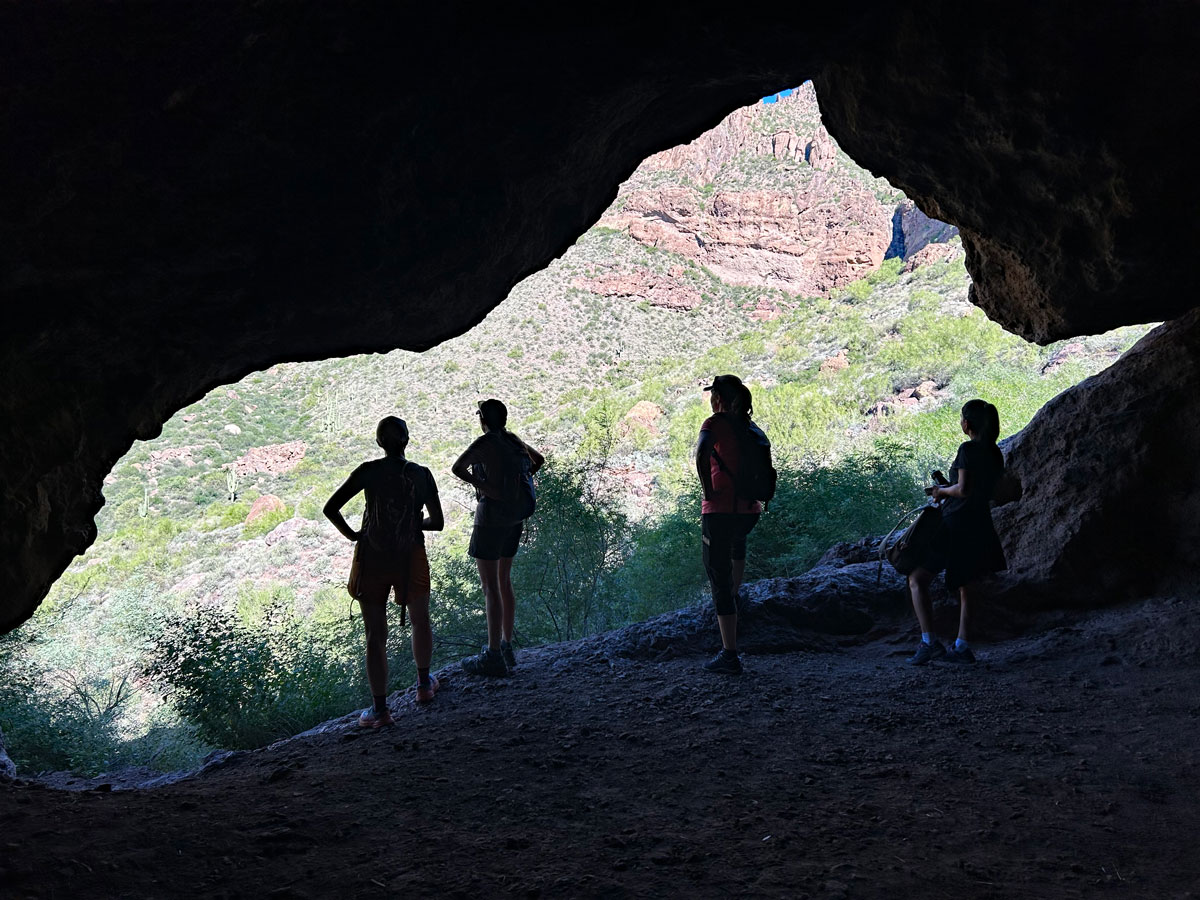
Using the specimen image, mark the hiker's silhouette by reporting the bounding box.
[324,416,445,724]
[695,375,774,675]
[906,399,1007,666]
[452,399,544,677]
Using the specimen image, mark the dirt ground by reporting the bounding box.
[2,599,1200,899]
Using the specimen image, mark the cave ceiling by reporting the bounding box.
[2,2,1199,633]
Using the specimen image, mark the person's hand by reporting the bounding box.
[351,529,362,542]
[930,486,944,502]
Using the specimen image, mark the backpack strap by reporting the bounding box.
[875,503,935,584]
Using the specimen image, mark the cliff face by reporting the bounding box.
[3,3,1200,632]
[600,85,941,296]
[603,183,895,295]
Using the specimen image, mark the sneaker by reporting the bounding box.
[416,675,440,703]
[358,706,395,729]
[944,645,977,664]
[703,650,744,675]
[461,646,509,677]
[500,640,517,672]
[908,640,947,666]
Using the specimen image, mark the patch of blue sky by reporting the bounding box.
[761,87,798,105]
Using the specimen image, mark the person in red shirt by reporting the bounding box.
[696,375,761,675]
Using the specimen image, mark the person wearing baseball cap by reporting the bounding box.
[697,375,761,674]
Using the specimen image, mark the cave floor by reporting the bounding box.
[3,602,1200,899]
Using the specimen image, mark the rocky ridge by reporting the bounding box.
[600,84,958,297]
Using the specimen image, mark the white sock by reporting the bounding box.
[955,638,969,651]
[921,632,934,645]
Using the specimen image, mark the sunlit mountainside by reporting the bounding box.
[1,85,1150,776]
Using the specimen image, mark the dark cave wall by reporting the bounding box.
[814,4,1200,343]
[3,2,1200,633]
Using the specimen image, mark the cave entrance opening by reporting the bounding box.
[3,82,1154,780]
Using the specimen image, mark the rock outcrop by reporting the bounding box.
[3,4,1200,632]
[573,270,701,311]
[992,308,1200,603]
[602,85,907,296]
[603,183,893,295]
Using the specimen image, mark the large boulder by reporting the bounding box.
[993,309,1200,603]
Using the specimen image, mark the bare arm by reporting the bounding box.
[323,468,365,542]
[422,474,445,532]
[525,442,545,475]
[932,467,970,502]
[696,430,715,502]
[451,439,505,500]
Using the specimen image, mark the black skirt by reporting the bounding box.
[925,509,1007,591]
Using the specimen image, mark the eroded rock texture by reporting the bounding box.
[994,309,1200,602]
[3,3,1200,632]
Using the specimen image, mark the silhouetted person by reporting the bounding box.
[452,399,544,677]
[324,416,444,726]
[908,399,1007,665]
[696,375,765,675]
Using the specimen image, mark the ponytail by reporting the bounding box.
[962,399,999,444]
[731,384,754,421]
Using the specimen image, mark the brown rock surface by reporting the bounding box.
[573,269,701,311]
[3,5,1200,631]
[993,308,1200,601]
[245,494,287,526]
[605,182,892,295]
[233,441,307,477]
[901,240,964,273]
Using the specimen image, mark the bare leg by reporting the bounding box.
[717,613,738,653]
[957,584,970,643]
[407,592,433,669]
[476,558,502,650]
[498,555,516,643]
[360,597,389,697]
[908,568,935,636]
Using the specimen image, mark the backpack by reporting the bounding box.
[878,503,943,579]
[712,415,778,509]
[362,460,421,557]
[477,434,537,526]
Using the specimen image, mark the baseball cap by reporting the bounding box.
[702,374,744,400]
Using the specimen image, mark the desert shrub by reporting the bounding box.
[512,454,633,642]
[142,600,405,749]
[243,505,290,539]
[0,580,211,775]
[868,256,904,286]
[746,447,925,579]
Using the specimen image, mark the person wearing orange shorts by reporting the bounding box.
[325,417,444,727]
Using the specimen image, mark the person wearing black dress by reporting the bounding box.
[908,399,1007,665]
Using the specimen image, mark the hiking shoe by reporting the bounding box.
[461,646,509,677]
[358,707,395,729]
[908,640,946,666]
[416,676,440,703]
[500,640,517,672]
[703,650,744,675]
[944,645,977,665]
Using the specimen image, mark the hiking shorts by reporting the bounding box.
[469,521,523,561]
[357,543,431,606]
